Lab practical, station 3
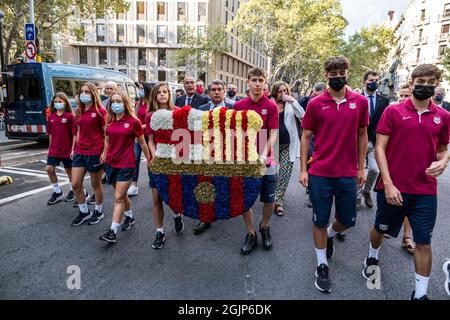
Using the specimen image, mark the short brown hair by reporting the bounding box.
[324,56,350,72]
[363,71,379,81]
[411,64,441,82]
[247,67,267,80]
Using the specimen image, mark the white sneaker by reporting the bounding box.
[127,185,139,196]
[443,259,450,296]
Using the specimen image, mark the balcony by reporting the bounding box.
[414,36,428,45]
[439,13,450,22]
[440,33,450,41]
[415,16,431,26]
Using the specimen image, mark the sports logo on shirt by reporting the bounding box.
[402,116,411,121]
[91,113,97,118]
[262,109,267,115]
[322,106,330,110]
[61,118,67,124]
[124,123,130,128]
[379,224,388,231]
[349,103,357,110]
[434,116,441,125]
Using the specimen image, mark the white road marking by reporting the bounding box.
[1,151,47,161]
[3,166,68,178]
[0,182,71,205]
[0,168,68,180]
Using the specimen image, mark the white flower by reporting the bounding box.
[188,109,204,131]
[150,109,173,131]
[155,143,175,159]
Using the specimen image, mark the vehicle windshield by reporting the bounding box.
[8,77,43,102]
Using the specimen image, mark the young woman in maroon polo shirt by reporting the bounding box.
[146,82,184,250]
[99,91,151,243]
[127,82,153,197]
[71,82,107,227]
[46,92,76,205]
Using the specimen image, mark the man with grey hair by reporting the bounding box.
[102,81,118,106]
[198,80,234,112]
[432,85,450,112]
[225,83,242,106]
[299,82,327,111]
[175,76,210,109]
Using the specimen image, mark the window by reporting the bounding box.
[99,47,107,65]
[418,29,423,41]
[137,25,146,43]
[96,24,106,42]
[138,70,147,82]
[198,3,207,22]
[117,5,126,19]
[220,55,224,69]
[137,1,145,20]
[178,2,187,21]
[445,4,450,17]
[177,70,186,83]
[75,24,86,42]
[416,48,421,61]
[138,48,146,65]
[158,48,166,66]
[420,9,426,20]
[225,11,228,25]
[439,44,447,56]
[13,77,42,101]
[158,70,167,81]
[157,2,166,21]
[157,25,166,43]
[96,7,105,19]
[117,24,125,42]
[442,24,450,34]
[79,47,87,64]
[53,79,74,98]
[177,26,184,44]
[198,26,206,38]
[119,48,127,65]
[74,81,86,94]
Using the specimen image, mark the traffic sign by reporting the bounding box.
[25,23,36,41]
[26,41,37,60]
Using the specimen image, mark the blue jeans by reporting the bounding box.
[133,141,142,182]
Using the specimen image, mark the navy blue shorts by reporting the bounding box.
[309,174,358,228]
[374,191,437,245]
[104,165,134,184]
[260,174,276,203]
[148,170,157,189]
[72,154,104,173]
[47,156,72,169]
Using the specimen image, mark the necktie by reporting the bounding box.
[187,96,192,106]
[369,96,375,118]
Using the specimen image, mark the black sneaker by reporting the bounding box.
[64,190,75,202]
[306,197,313,208]
[362,257,379,280]
[240,233,257,255]
[336,232,346,242]
[410,291,430,300]
[71,210,93,227]
[152,231,165,249]
[326,237,335,259]
[87,210,104,225]
[47,191,63,205]
[122,216,136,231]
[99,228,117,243]
[73,191,90,207]
[87,194,96,205]
[174,215,184,234]
[259,223,272,250]
[315,264,331,293]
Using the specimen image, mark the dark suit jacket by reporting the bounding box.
[198,101,234,111]
[441,101,450,112]
[175,93,210,109]
[367,92,390,145]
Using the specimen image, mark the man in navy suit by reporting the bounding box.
[175,76,210,109]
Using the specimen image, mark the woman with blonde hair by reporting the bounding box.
[144,82,184,249]
[46,92,76,205]
[71,82,107,227]
[271,81,305,216]
[99,91,151,243]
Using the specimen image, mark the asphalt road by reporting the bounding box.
[1,153,450,300]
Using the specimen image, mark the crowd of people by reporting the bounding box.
[43,57,450,299]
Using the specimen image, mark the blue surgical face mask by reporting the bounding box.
[79,94,92,104]
[54,102,65,110]
[111,102,125,114]
[435,95,444,103]
[138,90,145,98]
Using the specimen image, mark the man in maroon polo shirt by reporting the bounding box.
[362,64,450,300]
[300,56,369,293]
[234,67,279,255]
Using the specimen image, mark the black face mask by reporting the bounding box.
[366,82,378,92]
[413,85,436,101]
[328,76,347,91]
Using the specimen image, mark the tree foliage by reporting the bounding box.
[174,24,229,77]
[0,0,127,63]
[339,26,396,89]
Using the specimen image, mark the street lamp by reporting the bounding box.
[0,10,6,73]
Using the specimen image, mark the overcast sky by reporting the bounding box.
[342,0,409,36]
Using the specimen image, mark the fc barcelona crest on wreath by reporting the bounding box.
[149,106,265,223]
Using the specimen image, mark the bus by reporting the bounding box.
[4,62,138,141]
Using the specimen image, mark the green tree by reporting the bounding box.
[174,24,229,78]
[228,0,347,94]
[442,48,450,81]
[340,26,396,89]
[0,0,127,63]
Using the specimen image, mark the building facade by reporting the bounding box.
[387,0,450,95]
[54,0,270,94]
